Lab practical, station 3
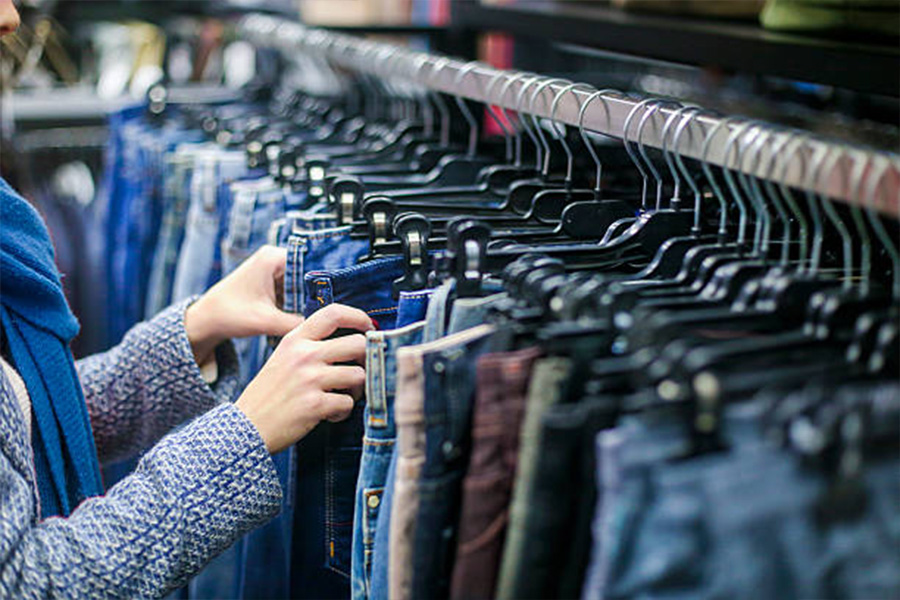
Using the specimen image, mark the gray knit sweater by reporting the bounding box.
[0,299,282,598]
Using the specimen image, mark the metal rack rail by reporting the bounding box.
[239,14,900,217]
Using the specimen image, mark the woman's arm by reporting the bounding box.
[0,370,281,599]
[76,298,241,466]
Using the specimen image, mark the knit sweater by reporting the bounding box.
[0,299,282,598]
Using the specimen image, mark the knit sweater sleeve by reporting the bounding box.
[0,393,282,599]
[76,298,241,465]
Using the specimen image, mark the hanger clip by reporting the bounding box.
[330,176,364,226]
[392,213,432,298]
[451,220,491,298]
[362,197,398,254]
[305,158,329,200]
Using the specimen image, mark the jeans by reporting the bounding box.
[220,177,289,385]
[351,321,426,600]
[293,256,416,599]
[395,290,433,329]
[495,357,573,600]
[448,346,542,600]
[145,143,210,318]
[447,292,507,334]
[583,408,690,600]
[388,324,498,600]
[304,256,405,331]
[110,122,203,342]
[171,149,249,302]
[284,227,370,317]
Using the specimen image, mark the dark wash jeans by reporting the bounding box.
[448,346,542,600]
[291,256,405,599]
[406,327,503,600]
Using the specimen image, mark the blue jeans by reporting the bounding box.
[304,256,405,332]
[408,325,500,600]
[292,257,407,599]
[351,321,426,600]
[221,177,292,384]
[171,149,249,302]
[284,227,369,316]
[395,290,433,329]
[145,143,212,318]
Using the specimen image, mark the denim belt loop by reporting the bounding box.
[228,189,257,249]
[366,332,389,429]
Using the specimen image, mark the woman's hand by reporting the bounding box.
[235,304,374,453]
[184,245,302,365]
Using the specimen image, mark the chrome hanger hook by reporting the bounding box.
[661,105,700,211]
[550,82,595,187]
[671,106,706,234]
[704,116,751,248]
[773,130,811,271]
[453,61,486,158]
[515,74,545,172]
[578,88,625,199]
[750,126,792,265]
[862,154,900,298]
[485,69,516,163]
[637,99,682,211]
[498,71,530,167]
[807,137,853,283]
[529,77,574,178]
[622,97,658,211]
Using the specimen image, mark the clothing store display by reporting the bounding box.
[5,4,897,598]
[70,35,899,594]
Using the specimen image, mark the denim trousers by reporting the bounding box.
[495,356,573,600]
[220,178,289,385]
[171,149,249,303]
[303,256,405,332]
[351,321,426,600]
[110,123,203,342]
[448,346,542,600]
[395,290,433,329]
[284,227,370,317]
[388,324,498,600]
[145,143,210,318]
[291,256,406,599]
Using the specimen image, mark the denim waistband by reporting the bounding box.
[396,290,434,329]
[283,226,369,314]
[366,321,426,439]
[447,292,507,334]
[305,256,404,328]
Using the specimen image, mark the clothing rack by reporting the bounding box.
[238,13,900,218]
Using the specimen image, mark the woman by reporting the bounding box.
[0,1,372,596]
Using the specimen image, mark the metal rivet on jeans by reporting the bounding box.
[433,361,445,374]
[442,441,454,456]
[367,495,380,509]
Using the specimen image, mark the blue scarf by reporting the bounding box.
[0,177,103,518]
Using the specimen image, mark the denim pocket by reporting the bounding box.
[326,447,362,578]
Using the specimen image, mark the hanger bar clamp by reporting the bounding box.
[238,14,900,217]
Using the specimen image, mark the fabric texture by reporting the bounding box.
[0,177,103,518]
[0,297,280,598]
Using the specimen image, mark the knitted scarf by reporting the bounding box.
[0,177,103,518]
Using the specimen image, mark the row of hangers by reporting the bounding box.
[212,13,900,510]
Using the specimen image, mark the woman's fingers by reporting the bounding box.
[319,334,367,364]
[319,365,366,392]
[299,304,374,341]
[321,393,355,423]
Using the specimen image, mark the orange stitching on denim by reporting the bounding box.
[367,306,398,315]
